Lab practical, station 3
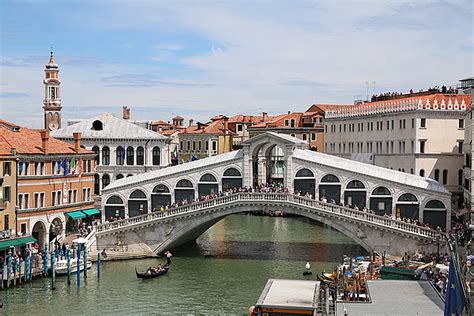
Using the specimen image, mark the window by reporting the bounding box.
[152,147,160,165]
[3,162,11,176]
[290,134,295,138]
[411,118,415,128]
[91,120,103,131]
[290,119,295,128]
[420,140,426,153]
[386,121,390,130]
[52,191,56,206]
[18,161,29,176]
[3,187,10,202]
[116,147,124,165]
[442,169,448,185]
[4,215,9,230]
[198,141,202,151]
[420,118,426,128]
[459,169,463,186]
[302,134,307,141]
[101,146,110,165]
[391,120,394,129]
[136,146,144,165]
[92,146,100,166]
[21,223,27,235]
[126,147,134,165]
[311,133,316,141]
[237,124,243,132]
[192,141,196,151]
[420,169,425,177]
[212,141,217,152]
[187,141,190,151]
[459,119,464,129]
[284,120,289,126]
[458,141,464,154]
[434,169,440,181]
[34,193,39,208]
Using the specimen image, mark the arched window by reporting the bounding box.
[420,169,425,177]
[106,195,123,205]
[92,146,100,166]
[136,146,144,165]
[398,193,418,202]
[153,184,170,193]
[426,200,446,209]
[116,174,124,180]
[130,190,146,199]
[126,147,134,165]
[152,147,160,165]
[295,169,314,177]
[434,169,440,181]
[102,174,110,188]
[116,147,124,166]
[424,199,447,229]
[151,184,171,211]
[458,169,463,186]
[102,146,110,165]
[410,168,414,174]
[223,168,241,177]
[372,187,391,196]
[442,169,448,185]
[91,120,103,131]
[200,174,217,182]
[176,179,193,187]
[346,180,365,189]
[321,174,340,183]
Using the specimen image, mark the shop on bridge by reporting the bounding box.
[344,180,366,209]
[395,193,419,221]
[128,190,148,217]
[293,168,315,197]
[222,168,242,190]
[175,179,195,204]
[369,186,393,216]
[423,200,447,230]
[151,184,171,211]
[198,173,219,198]
[318,174,341,203]
[104,195,125,221]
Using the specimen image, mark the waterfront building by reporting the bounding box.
[324,91,471,211]
[227,114,265,148]
[0,120,95,250]
[151,115,187,165]
[178,116,234,163]
[51,112,171,196]
[461,77,474,221]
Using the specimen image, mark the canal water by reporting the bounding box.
[1,214,365,315]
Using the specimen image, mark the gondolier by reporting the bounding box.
[165,251,172,265]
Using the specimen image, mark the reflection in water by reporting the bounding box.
[1,214,366,315]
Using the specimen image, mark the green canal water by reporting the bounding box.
[1,214,366,315]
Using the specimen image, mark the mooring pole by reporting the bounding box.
[97,253,101,281]
[51,253,56,290]
[83,244,87,278]
[67,249,71,285]
[77,244,81,288]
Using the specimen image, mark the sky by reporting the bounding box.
[0,0,472,128]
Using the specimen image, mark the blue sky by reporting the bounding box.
[1,0,472,128]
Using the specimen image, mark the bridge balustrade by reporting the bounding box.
[97,193,446,241]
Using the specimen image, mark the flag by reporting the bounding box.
[69,158,76,175]
[61,158,69,175]
[18,162,23,174]
[57,161,61,174]
[173,146,178,160]
[444,255,467,316]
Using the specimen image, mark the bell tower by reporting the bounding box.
[43,50,62,131]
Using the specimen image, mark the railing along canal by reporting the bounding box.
[97,193,446,241]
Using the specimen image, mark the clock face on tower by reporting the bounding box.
[48,121,58,130]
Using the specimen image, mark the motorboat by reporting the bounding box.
[55,257,92,275]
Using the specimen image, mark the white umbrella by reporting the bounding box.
[72,237,88,244]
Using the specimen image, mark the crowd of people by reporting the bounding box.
[370,85,458,102]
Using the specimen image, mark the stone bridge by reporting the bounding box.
[96,193,447,257]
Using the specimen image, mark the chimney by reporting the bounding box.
[262,112,268,122]
[123,106,131,120]
[188,119,194,127]
[288,111,291,114]
[223,116,229,134]
[40,129,49,154]
[11,148,16,156]
[73,132,81,152]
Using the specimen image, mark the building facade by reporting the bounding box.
[0,120,96,251]
[461,78,474,221]
[324,92,471,211]
[0,147,16,234]
[51,113,171,195]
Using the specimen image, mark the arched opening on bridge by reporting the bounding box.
[396,193,419,221]
[294,168,315,197]
[267,145,285,185]
[128,190,148,217]
[222,168,242,190]
[370,186,392,216]
[175,179,195,204]
[116,174,124,180]
[49,217,63,243]
[105,195,125,220]
[423,200,447,230]
[32,221,47,251]
[344,180,366,209]
[198,174,218,198]
[319,174,341,203]
[151,184,171,211]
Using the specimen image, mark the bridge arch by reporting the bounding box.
[422,199,447,230]
[370,186,393,216]
[396,193,419,221]
[294,168,316,197]
[222,167,243,190]
[319,173,341,203]
[344,180,367,209]
[128,189,148,217]
[175,178,195,204]
[198,173,219,198]
[152,184,171,211]
[105,195,125,220]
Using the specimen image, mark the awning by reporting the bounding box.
[67,210,87,220]
[82,208,100,216]
[0,236,37,251]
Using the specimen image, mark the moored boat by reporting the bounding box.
[56,258,92,275]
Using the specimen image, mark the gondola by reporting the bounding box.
[135,264,169,279]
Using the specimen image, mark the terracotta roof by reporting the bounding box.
[228,114,264,123]
[152,120,170,125]
[161,129,180,136]
[184,119,235,135]
[249,113,308,129]
[172,115,184,120]
[325,93,471,119]
[306,104,353,113]
[0,120,92,155]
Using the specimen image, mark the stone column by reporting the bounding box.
[147,195,152,213]
[124,203,129,219]
[242,146,252,188]
[258,157,267,185]
[111,145,117,166]
[284,146,294,192]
